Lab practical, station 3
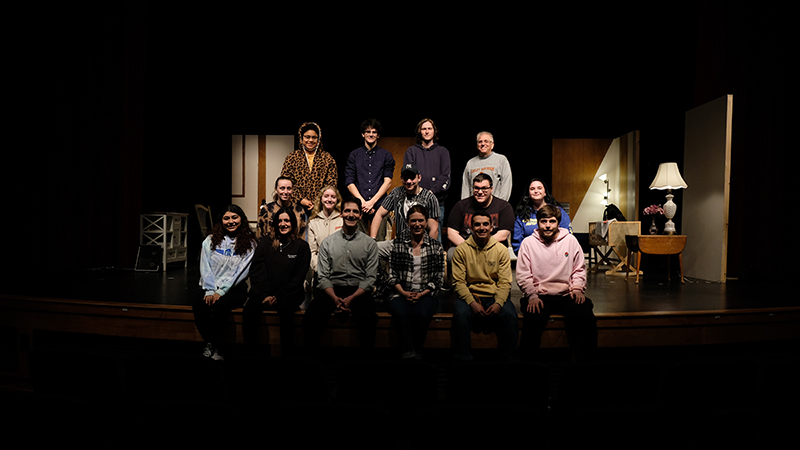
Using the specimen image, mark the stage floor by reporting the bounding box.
[7,260,795,315]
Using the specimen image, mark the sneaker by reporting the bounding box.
[202,343,214,358]
[210,347,224,361]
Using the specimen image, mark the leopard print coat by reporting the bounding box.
[280,122,338,205]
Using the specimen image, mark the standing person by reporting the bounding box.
[193,205,257,361]
[451,212,518,362]
[257,176,308,240]
[345,118,395,238]
[244,208,311,357]
[302,196,379,357]
[512,178,572,254]
[403,118,451,241]
[369,163,439,259]
[281,122,338,214]
[460,131,513,201]
[516,204,597,362]
[385,205,444,360]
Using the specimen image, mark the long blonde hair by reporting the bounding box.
[310,185,342,218]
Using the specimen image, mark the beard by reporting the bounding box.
[539,228,559,244]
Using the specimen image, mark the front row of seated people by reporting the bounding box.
[193,181,595,362]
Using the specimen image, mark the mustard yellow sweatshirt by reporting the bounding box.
[451,235,512,306]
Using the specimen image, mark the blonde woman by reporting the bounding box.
[307,185,343,273]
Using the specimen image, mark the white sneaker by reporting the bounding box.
[202,343,214,358]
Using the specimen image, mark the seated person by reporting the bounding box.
[446,173,514,261]
[257,176,308,240]
[515,204,597,362]
[451,212,518,362]
[306,185,343,286]
[244,207,311,357]
[302,196,379,356]
[512,178,572,254]
[193,205,258,361]
[370,163,439,259]
[385,205,444,360]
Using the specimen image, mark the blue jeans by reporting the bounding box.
[385,293,439,355]
[452,294,519,361]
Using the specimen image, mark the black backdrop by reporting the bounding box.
[10,2,788,281]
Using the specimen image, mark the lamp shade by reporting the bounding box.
[649,162,688,190]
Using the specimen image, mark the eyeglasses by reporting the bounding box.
[473,186,492,192]
[302,134,319,141]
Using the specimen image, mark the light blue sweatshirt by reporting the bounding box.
[199,235,255,297]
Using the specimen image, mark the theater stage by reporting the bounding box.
[3,259,799,370]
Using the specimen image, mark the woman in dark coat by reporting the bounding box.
[244,207,311,357]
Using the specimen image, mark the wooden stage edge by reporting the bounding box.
[4,293,800,352]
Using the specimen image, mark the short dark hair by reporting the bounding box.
[471,211,492,225]
[341,195,362,211]
[535,204,561,224]
[360,118,382,135]
[472,172,493,187]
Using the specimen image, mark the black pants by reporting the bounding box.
[192,285,247,346]
[520,294,598,362]
[302,286,377,351]
[242,290,304,356]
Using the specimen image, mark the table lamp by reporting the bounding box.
[649,162,688,234]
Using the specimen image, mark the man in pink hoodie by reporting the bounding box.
[515,205,597,362]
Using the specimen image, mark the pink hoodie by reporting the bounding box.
[515,228,586,300]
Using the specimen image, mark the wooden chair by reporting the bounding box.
[588,222,614,271]
[604,221,641,276]
[194,204,212,238]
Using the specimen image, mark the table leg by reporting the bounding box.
[636,251,642,284]
[667,255,672,282]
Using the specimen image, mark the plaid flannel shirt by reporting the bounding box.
[387,229,445,296]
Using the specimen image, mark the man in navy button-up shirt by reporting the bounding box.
[345,118,395,238]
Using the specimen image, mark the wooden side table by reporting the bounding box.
[625,235,687,283]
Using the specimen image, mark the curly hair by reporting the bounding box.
[268,207,299,250]
[210,204,257,255]
[514,178,562,220]
[360,118,382,135]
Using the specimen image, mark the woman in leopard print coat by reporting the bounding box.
[280,122,338,212]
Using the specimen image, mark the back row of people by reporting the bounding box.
[260,117,572,254]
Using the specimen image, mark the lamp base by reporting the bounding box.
[663,192,678,235]
[663,219,677,235]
